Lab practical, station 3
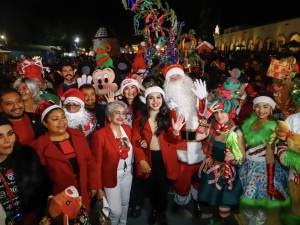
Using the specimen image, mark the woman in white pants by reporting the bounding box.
[92,101,133,225]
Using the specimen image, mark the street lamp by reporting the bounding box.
[74,37,80,44]
[73,37,80,57]
[0,34,7,46]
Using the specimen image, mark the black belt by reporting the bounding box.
[181,130,197,141]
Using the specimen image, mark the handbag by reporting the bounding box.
[90,197,111,225]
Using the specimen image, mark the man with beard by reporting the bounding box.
[57,62,78,97]
[79,84,106,129]
[0,88,44,146]
[163,64,207,215]
[62,88,96,137]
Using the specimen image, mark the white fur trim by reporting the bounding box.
[144,86,165,99]
[177,142,205,164]
[63,97,84,107]
[190,185,198,201]
[165,67,185,81]
[174,192,191,205]
[120,78,140,95]
[41,105,62,121]
[253,96,276,109]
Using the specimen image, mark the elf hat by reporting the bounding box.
[95,42,114,69]
[162,64,185,81]
[61,88,85,108]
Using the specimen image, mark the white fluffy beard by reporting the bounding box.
[164,76,198,130]
[64,108,91,130]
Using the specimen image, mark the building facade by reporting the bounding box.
[214,17,300,51]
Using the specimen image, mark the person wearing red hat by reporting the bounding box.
[119,78,144,126]
[162,64,207,215]
[132,86,184,225]
[61,88,96,137]
[34,102,101,213]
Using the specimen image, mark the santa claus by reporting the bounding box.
[163,64,207,213]
[61,88,96,137]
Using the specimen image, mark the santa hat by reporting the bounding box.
[145,86,165,99]
[120,78,141,95]
[36,101,62,122]
[253,96,276,110]
[162,64,185,81]
[61,88,85,108]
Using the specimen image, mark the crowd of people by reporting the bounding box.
[0,42,300,225]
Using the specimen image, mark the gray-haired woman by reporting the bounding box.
[91,101,134,225]
[13,77,42,113]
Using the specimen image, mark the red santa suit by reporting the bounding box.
[163,64,206,205]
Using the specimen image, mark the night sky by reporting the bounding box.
[1,0,300,48]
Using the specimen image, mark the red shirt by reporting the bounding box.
[11,114,35,146]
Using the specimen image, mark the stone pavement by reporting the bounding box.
[127,192,246,225]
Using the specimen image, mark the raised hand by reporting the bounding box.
[104,91,115,103]
[172,114,186,135]
[77,74,93,88]
[191,79,208,100]
[204,101,219,119]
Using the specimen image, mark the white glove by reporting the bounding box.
[166,99,178,109]
[191,79,208,100]
[77,74,93,88]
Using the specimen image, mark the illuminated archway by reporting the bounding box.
[247,39,254,50]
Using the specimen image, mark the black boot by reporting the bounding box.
[171,201,181,213]
[158,212,168,225]
[193,200,202,217]
[131,205,142,218]
[148,209,158,225]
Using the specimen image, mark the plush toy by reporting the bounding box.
[276,115,300,224]
[39,186,90,225]
[92,43,118,98]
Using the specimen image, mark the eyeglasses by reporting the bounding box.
[113,111,127,116]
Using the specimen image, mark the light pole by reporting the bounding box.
[0,34,7,47]
[74,37,80,56]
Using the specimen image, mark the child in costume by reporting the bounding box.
[197,94,245,224]
[239,96,289,225]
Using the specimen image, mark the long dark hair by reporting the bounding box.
[139,94,171,136]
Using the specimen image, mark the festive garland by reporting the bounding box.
[122,0,183,68]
